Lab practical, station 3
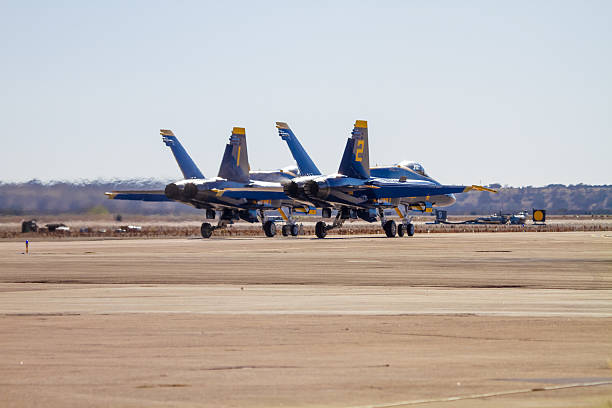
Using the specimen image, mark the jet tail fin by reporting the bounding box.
[217,127,250,183]
[338,120,370,179]
[276,122,321,176]
[161,129,204,179]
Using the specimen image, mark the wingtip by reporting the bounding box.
[464,185,499,193]
[104,192,117,199]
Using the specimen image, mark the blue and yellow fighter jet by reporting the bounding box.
[276,121,496,238]
[105,128,313,238]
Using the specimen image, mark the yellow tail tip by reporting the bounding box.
[354,120,368,128]
[160,129,174,136]
[232,127,246,135]
[275,122,290,129]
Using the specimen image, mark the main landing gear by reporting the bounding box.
[282,223,299,237]
[397,222,415,237]
[263,220,276,237]
[201,222,214,238]
[200,216,232,239]
[383,220,397,237]
[315,209,346,238]
[199,208,302,239]
[382,206,415,238]
[260,208,301,238]
[200,218,231,239]
[199,209,237,238]
[313,206,416,239]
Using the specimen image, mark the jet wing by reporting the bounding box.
[105,191,172,202]
[369,184,497,199]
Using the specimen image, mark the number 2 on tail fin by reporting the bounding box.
[355,139,364,162]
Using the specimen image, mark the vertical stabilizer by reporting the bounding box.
[161,130,205,179]
[337,120,369,179]
[276,122,321,176]
[217,127,250,183]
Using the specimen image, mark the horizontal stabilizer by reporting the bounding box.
[105,191,171,202]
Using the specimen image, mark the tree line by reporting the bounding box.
[0,180,610,216]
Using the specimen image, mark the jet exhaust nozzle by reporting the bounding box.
[165,183,180,200]
[183,183,198,199]
[283,181,300,198]
[304,180,329,200]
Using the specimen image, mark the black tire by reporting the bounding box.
[384,220,397,238]
[397,224,406,237]
[263,221,276,237]
[201,222,213,239]
[322,208,332,218]
[291,224,299,236]
[407,223,415,236]
[281,224,289,237]
[315,221,327,239]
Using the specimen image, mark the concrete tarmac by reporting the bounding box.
[0,232,611,407]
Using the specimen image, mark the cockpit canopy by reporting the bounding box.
[397,160,428,177]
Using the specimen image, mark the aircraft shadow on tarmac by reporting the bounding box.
[187,235,391,241]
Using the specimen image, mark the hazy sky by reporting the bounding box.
[1,1,610,186]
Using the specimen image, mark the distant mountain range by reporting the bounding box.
[1,180,610,215]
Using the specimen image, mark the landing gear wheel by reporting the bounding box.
[322,208,332,218]
[407,223,415,237]
[282,224,290,237]
[315,221,327,239]
[263,220,276,237]
[384,220,397,238]
[397,224,406,237]
[290,224,299,236]
[200,222,213,239]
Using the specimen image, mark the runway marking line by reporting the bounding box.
[349,380,612,407]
